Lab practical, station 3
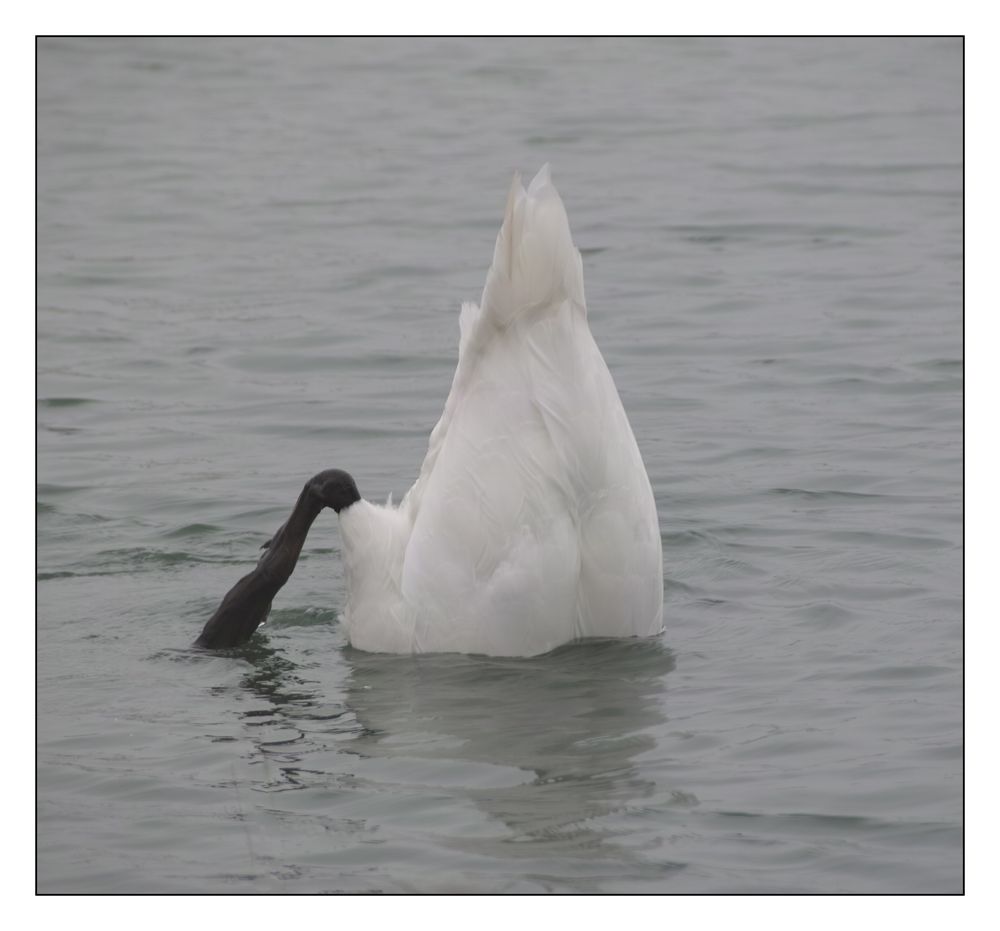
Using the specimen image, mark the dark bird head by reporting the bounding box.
[306,468,361,513]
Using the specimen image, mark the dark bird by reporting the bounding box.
[194,469,360,649]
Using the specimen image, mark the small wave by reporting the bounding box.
[37,397,99,408]
[769,487,887,501]
[162,523,226,539]
[267,607,338,630]
[67,547,254,576]
[37,483,89,496]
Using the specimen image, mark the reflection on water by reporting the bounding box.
[225,635,677,880]
[219,635,316,708]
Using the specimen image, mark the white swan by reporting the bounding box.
[335,166,663,656]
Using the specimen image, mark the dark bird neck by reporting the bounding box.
[194,485,324,649]
[258,487,324,587]
[194,469,359,650]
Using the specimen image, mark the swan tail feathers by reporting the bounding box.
[480,165,586,329]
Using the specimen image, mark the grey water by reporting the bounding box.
[36,37,962,894]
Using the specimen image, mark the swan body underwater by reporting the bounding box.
[196,166,663,656]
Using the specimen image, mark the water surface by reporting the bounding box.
[37,37,962,893]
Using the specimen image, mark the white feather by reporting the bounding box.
[337,166,663,656]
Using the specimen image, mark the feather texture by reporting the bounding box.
[338,166,663,656]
